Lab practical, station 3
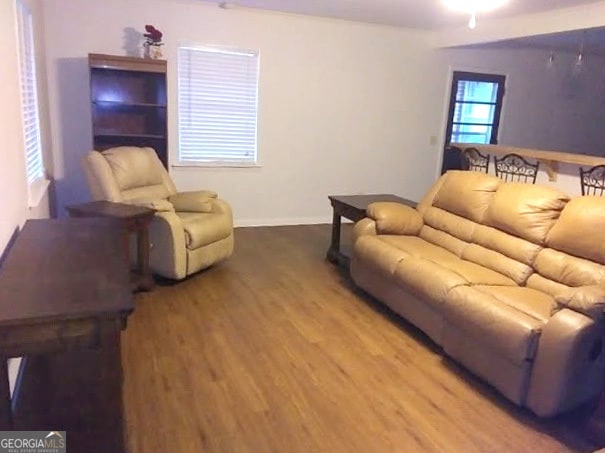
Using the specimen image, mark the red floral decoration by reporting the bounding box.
[143,24,163,46]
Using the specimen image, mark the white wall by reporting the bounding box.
[1,0,51,395]
[0,1,29,254]
[1,0,51,253]
[42,0,446,225]
[440,46,605,156]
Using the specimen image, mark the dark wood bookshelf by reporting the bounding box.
[94,132,166,139]
[89,53,168,167]
[92,100,167,108]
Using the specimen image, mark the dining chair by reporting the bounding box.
[494,153,539,183]
[579,165,605,196]
[462,147,490,173]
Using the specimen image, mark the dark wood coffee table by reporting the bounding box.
[66,201,156,291]
[327,194,417,267]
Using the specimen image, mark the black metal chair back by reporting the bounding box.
[462,147,490,173]
[494,153,539,183]
[579,165,605,196]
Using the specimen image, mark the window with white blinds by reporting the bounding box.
[178,45,259,165]
[16,1,45,205]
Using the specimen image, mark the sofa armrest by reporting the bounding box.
[168,190,217,213]
[554,285,605,320]
[366,202,423,235]
[526,308,605,416]
[353,218,377,242]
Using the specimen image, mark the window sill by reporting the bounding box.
[172,162,261,169]
[28,178,50,209]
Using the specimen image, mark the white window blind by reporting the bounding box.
[178,45,259,165]
[16,0,45,201]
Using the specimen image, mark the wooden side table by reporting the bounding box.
[327,194,417,268]
[66,200,156,291]
[0,218,133,452]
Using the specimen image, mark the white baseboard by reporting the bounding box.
[235,216,352,227]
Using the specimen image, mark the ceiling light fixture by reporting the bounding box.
[547,51,555,69]
[442,0,508,29]
[573,38,586,75]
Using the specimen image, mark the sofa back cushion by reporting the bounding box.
[420,206,478,256]
[525,274,569,297]
[420,203,535,285]
[525,196,605,292]
[417,173,448,215]
[432,171,500,223]
[483,183,569,246]
[546,196,605,264]
[472,224,542,266]
[530,249,605,293]
[461,244,534,285]
[419,225,469,257]
[423,207,476,243]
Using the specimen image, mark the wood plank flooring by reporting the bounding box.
[122,225,598,453]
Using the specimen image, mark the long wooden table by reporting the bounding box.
[0,218,133,452]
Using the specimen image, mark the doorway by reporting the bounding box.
[441,71,506,173]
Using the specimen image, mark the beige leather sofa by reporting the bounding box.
[351,170,605,417]
[83,146,234,280]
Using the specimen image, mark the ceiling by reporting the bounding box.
[208,0,604,29]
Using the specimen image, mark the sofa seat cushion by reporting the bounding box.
[393,257,468,305]
[431,257,516,286]
[443,286,552,364]
[471,286,555,322]
[178,212,232,249]
[379,235,460,262]
[392,252,517,306]
[353,236,410,276]
[393,248,516,286]
[354,235,463,277]
[377,234,522,286]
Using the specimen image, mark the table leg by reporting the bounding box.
[98,325,127,453]
[327,210,342,263]
[135,223,154,291]
[0,358,13,430]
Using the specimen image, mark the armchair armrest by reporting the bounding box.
[554,285,605,320]
[208,199,233,222]
[366,202,423,235]
[127,198,174,212]
[148,211,187,280]
[168,190,218,213]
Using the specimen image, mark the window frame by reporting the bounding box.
[444,71,506,146]
[15,0,47,207]
[176,44,260,168]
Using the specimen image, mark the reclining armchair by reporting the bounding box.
[82,146,234,280]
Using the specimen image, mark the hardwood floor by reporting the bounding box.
[122,225,597,453]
